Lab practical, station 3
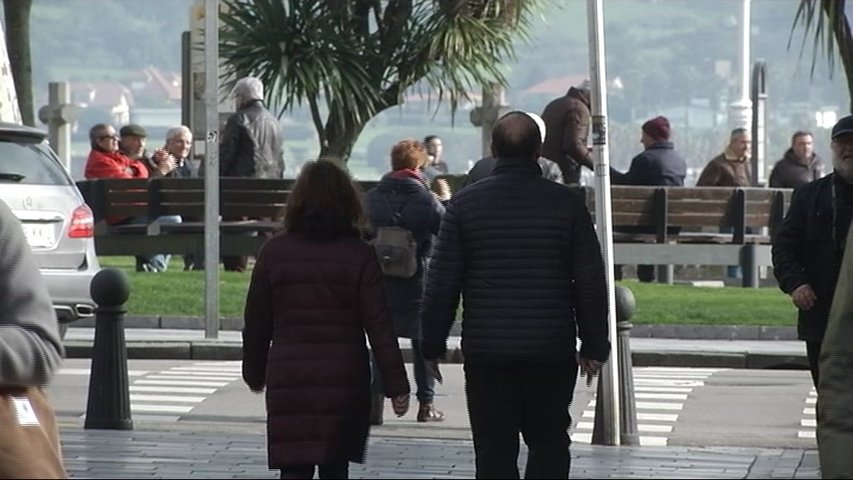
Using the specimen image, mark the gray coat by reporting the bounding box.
[0,200,63,386]
[220,100,285,179]
[818,223,853,478]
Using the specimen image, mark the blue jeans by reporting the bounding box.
[129,215,182,272]
[371,339,435,403]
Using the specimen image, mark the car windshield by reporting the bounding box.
[0,137,71,186]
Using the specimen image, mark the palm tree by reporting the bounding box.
[220,0,539,163]
[3,0,34,126]
[791,0,853,113]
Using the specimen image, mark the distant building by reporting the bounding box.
[69,81,134,127]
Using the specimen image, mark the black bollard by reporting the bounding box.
[85,268,133,430]
[591,285,639,445]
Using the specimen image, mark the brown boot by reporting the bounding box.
[416,402,445,422]
[369,394,384,426]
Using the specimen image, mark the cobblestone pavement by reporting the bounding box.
[61,428,820,479]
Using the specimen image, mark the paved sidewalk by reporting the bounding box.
[60,427,819,479]
[64,328,809,369]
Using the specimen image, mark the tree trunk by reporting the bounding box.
[3,0,34,126]
[319,114,366,165]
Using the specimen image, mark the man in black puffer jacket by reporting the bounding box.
[420,111,610,479]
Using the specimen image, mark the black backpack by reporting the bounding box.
[371,194,418,278]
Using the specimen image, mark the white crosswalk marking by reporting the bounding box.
[79,361,243,423]
[798,387,817,440]
[572,367,723,447]
[134,379,231,387]
[130,385,218,394]
[58,368,149,376]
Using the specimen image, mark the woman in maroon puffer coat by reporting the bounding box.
[242,160,411,479]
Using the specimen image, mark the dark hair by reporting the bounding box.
[791,130,813,145]
[284,160,366,240]
[730,127,749,140]
[89,123,112,148]
[390,139,427,171]
[423,135,440,145]
[491,111,540,158]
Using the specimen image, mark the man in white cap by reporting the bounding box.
[420,110,609,478]
[219,76,285,271]
[462,112,563,187]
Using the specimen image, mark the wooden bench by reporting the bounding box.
[78,177,380,258]
[579,185,792,287]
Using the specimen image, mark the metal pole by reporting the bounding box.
[587,0,620,446]
[751,60,768,186]
[203,0,220,339]
[728,0,752,131]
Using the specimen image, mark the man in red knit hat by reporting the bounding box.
[611,115,687,282]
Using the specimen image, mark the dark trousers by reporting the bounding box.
[280,461,348,479]
[464,360,579,479]
[806,340,823,390]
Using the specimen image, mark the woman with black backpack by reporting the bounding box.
[365,139,447,424]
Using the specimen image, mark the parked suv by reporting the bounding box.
[0,122,99,337]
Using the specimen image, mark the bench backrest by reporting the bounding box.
[79,178,150,223]
[583,185,792,243]
[149,177,292,219]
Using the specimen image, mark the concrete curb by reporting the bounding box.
[72,316,800,341]
[63,341,809,369]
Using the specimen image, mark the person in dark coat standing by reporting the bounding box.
[611,115,687,283]
[772,115,853,390]
[540,81,593,184]
[420,111,610,479]
[365,140,446,424]
[768,131,824,189]
[220,76,285,272]
[242,160,410,479]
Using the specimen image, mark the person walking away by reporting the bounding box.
[773,115,853,390]
[0,199,67,478]
[220,76,285,272]
[817,221,853,478]
[540,80,593,184]
[768,130,824,189]
[365,140,445,424]
[420,111,610,479]
[242,160,410,480]
[611,115,687,282]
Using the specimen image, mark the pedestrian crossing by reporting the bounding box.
[798,387,817,439]
[572,366,723,446]
[66,361,243,422]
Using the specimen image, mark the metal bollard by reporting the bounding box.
[84,268,133,430]
[592,285,639,445]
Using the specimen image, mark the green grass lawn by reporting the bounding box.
[98,257,797,327]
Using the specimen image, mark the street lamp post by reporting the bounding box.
[728,0,753,132]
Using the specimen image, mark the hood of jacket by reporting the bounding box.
[566,87,590,108]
